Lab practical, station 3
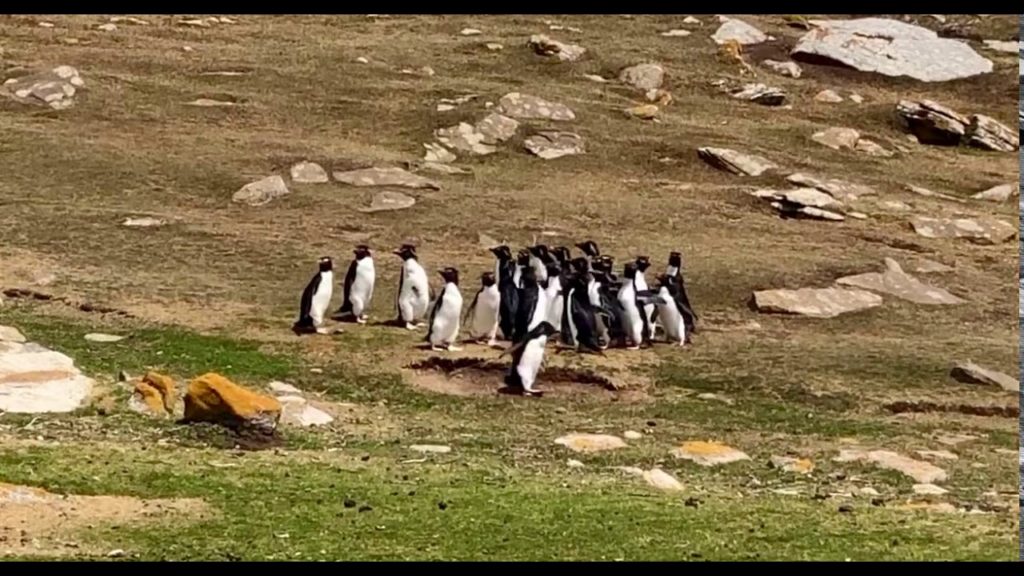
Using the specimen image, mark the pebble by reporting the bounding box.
[623,430,642,440]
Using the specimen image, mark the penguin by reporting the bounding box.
[591,268,624,347]
[666,251,699,339]
[502,321,559,397]
[562,271,604,354]
[394,244,430,330]
[617,262,663,350]
[551,246,572,267]
[464,271,501,347]
[426,267,464,351]
[633,255,655,332]
[293,256,334,335]
[654,274,688,347]
[512,249,530,288]
[490,245,519,340]
[575,240,601,262]
[527,244,552,284]
[512,265,546,344]
[544,261,564,328]
[336,245,375,324]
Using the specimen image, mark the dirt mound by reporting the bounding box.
[0,482,210,558]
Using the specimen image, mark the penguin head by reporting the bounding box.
[393,244,417,260]
[490,245,512,261]
[317,256,333,272]
[438,267,459,285]
[520,264,538,284]
[656,273,677,288]
[545,261,562,280]
[536,321,559,338]
[575,240,600,258]
[480,271,496,287]
[635,255,651,272]
[594,255,615,274]
[668,251,682,268]
[551,246,571,264]
[622,261,638,279]
[354,245,372,259]
[569,257,589,275]
[515,249,530,266]
[527,244,550,258]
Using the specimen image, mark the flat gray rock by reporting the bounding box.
[814,89,844,103]
[965,114,1018,152]
[982,40,1020,53]
[854,138,894,157]
[554,433,626,453]
[333,167,440,190]
[523,131,585,160]
[435,123,497,156]
[232,175,290,206]
[417,162,471,176]
[423,142,457,163]
[84,333,125,343]
[753,287,883,318]
[834,449,947,484]
[712,17,767,46]
[909,216,1015,245]
[698,147,778,176]
[895,99,969,146]
[497,92,575,121]
[359,190,416,213]
[811,127,861,150]
[474,113,520,143]
[786,173,876,202]
[912,259,954,274]
[835,258,964,305]
[762,59,802,78]
[727,83,786,106]
[905,184,966,204]
[950,361,1018,392]
[971,183,1017,202]
[3,65,85,110]
[619,63,665,91]
[660,29,691,38]
[0,326,26,343]
[0,341,95,413]
[751,187,845,213]
[527,34,585,62]
[121,216,167,228]
[791,18,993,82]
[289,161,329,184]
[277,396,334,427]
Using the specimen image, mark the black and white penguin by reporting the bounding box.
[576,240,601,261]
[464,271,501,347]
[512,248,530,288]
[426,267,463,351]
[490,245,519,340]
[394,244,431,330]
[654,274,688,347]
[633,255,655,332]
[293,256,334,335]
[503,321,559,397]
[544,261,564,328]
[617,262,655,350]
[336,245,375,324]
[562,271,604,354]
[511,265,547,344]
[666,251,698,339]
[551,246,572,267]
[527,244,552,284]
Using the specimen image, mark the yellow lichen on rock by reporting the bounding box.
[143,371,178,412]
[624,104,659,120]
[134,381,168,415]
[183,372,282,432]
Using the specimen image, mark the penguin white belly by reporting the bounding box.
[545,279,563,327]
[429,285,463,346]
[310,271,333,326]
[399,261,430,322]
[656,287,686,345]
[350,259,375,318]
[566,288,579,345]
[617,284,643,346]
[512,265,523,288]
[470,286,501,340]
[529,256,547,284]
[516,335,549,392]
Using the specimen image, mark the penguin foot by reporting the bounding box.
[356,316,368,325]
[485,339,499,348]
[406,323,419,331]
[523,389,544,398]
[315,327,330,335]
[430,345,445,352]
[446,345,463,352]
[625,345,640,351]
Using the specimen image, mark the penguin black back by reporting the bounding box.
[293,256,333,334]
[512,265,539,344]
[339,245,371,315]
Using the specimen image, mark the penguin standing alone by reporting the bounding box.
[394,244,430,330]
[426,267,464,351]
[464,271,501,347]
[654,274,688,347]
[503,321,559,397]
[293,256,334,335]
[665,251,698,341]
[336,245,375,324]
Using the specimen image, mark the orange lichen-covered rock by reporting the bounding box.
[134,381,168,415]
[183,373,282,433]
[143,371,178,412]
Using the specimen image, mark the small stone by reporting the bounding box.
[909,215,1015,245]
[854,138,894,157]
[527,34,585,62]
[642,468,684,492]
[834,258,964,305]
[232,175,290,206]
[838,505,854,513]
[419,66,435,77]
[554,433,627,453]
[814,89,844,103]
[84,333,125,343]
[358,505,373,513]
[915,450,958,461]
[982,40,1019,53]
[423,142,457,164]
[769,456,814,474]
[289,161,329,184]
[566,459,584,468]
[623,430,642,440]
[185,98,237,107]
[485,42,503,51]
[182,45,194,53]
[38,22,55,28]
[360,191,416,213]
[333,167,440,190]
[727,83,786,106]
[583,74,608,83]
[696,392,734,405]
[811,127,861,150]
[683,16,701,25]
[619,63,665,91]
[523,131,585,160]
[107,549,125,558]
[912,483,948,495]
[343,498,357,508]
[762,59,802,78]
[672,441,750,466]
[97,23,117,32]
[660,29,691,37]
[410,444,452,454]
[752,287,883,318]
[355,56,369,64]
[859,487,880,496]
[623,104,658,120]
[496,92,575,121]
[849,93,864,104]
[712,17,767,45]
[971,183,1017,202]
[122,217,166,228]
[459,28,482,36]
[697,147,778,177]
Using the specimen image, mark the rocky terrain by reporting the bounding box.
[0,14,1020,560]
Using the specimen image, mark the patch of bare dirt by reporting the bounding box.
[0,482,211,558]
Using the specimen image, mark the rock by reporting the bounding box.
[727,83,786,106]
[289,161,329,184]
[523,131,585,160]
[435,123,496,156]
[566,459,584,468]
[753,287,883,318]
[949,362,1018,392]
[2,65,85,110]
[278,396,334,427]
[762,59,802,78]
[354,56,369,64]
[971,183,1017,202]
[131,371,178,416]
[770,456,815,474]
[178,18,212,28]
[268,381,302,395]
[475,113,520,143]
[182,46,194,53]
[905,184,965,204]
[660,29,691,37]
[417,162,471,176]
[858,487,880,496]
[554,433,627,453]
[360,190,416,213]
[110,16,150,25]
[712,17,767,46]
[107,549,125,558]
[122,217,166,228]
[965,114,1018,152]
[642,468,684,492]
[895,99,969,146]
[814,89,844,103]
[97,23,117,32]
[623,104,659,120]
[982,40,1019,53]
[84,333,124,343]
[619,63,665,91]
[496,92,575,121]
[410,444,452,454]
[38,21,54,28]
[909,216,1015,245]
[232,175,290,206]
[697,147,777,176]
[696,392,734,405]
[527,34,585,62]
[785,173,876,202]
[849,93,864,104]
[912,259,953,274]
[834,258,964,305]
[436,93,478,112]
[459,28,482,36]
[811,127,861,151]
[791,18,993,82]
[183,373,282,433]
[423,143,457,164]
[877,200,914,212]
[333,167,440,190]
[751,187,845,213]
[673,441,750,466]
[0,326,27,343]
[0,341,95,413]
[935,434,978,446]
[916,450,958,461]
[854,139,894,157]
[185,98,237,107]
[583,74,608,83]
[683,16,701,25]
[623,430,643,440]
[485,42,504,51]
[834,449,947,484]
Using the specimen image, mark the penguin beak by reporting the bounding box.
[392,249,403,256]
